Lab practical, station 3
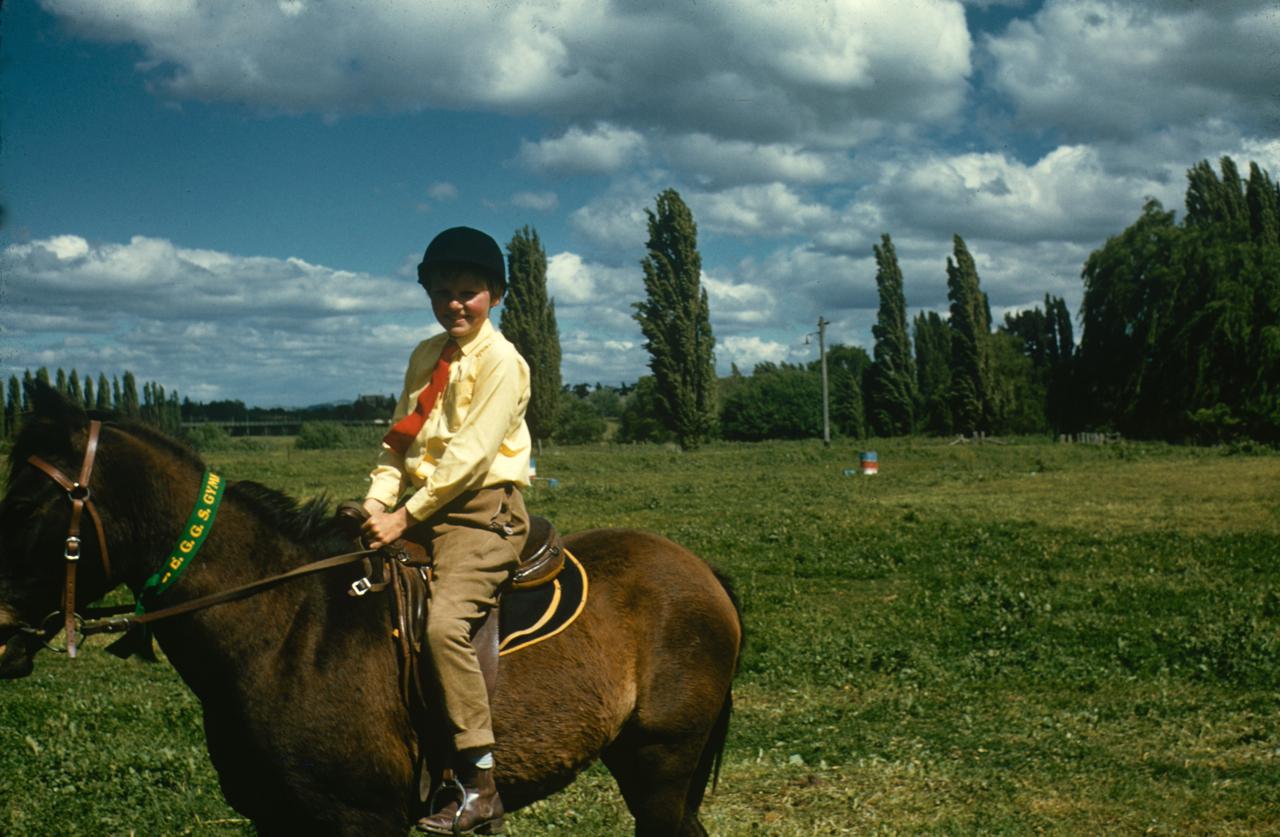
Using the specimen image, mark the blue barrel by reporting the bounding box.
[859,451,879,475]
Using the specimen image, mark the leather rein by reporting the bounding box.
[24,419,376,657]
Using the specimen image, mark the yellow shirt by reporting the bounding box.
[367,318,531,521]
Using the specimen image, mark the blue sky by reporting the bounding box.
[3,0,1278,406]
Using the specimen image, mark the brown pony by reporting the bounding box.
[0,388,742,836]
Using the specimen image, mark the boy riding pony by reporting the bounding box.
[361,226,531,835]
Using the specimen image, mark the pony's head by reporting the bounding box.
[0,383,113,677]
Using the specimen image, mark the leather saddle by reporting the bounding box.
[334,499,564,693]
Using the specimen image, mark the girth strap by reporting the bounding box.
[27,420,107,658]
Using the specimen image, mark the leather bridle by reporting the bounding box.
[18,419,379,658]
[25,420,111,658]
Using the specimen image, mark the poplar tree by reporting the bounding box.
[1246,161,1280,247]
[68,369,83,405]
[6,376,21,438]
[84,376,95,412]
[1044,294,1077,432]
[56,368,68,394]
[121,371,140,417]
[828,343,870,439]
[946,236,993,435]
[167,391,183,434]
[913,311,952,434]
[865,234,917,435]
[634,189,717,449]
[96,373,111,411]
[500,226,562,447]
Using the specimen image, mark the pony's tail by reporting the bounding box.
[710,565,745,675]
[693,565,743,807]
[708,689,733,794]
[685,684,734,820]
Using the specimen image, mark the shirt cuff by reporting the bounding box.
[365,473,402,511]
[403,486,438,522]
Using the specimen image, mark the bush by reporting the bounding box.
[295,422,351,450]
[553,397,606,445]
[182,423,234,452]
[295,422,385,450]
[615,376,673,444]
[720,365,821,441]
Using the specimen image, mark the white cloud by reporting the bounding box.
[558,330,646,385]
[876,145,1175,244]
[567,190,653,257]
[0,234,428,405]
[735,246,880,314]
[546,251,636,306]
[427,182,458,201]
[511,191,559,212]
[662,134,847,189]
[42,0,973,148]
[985,0,1280,142]
[518,123,647,175]
[2,235,414,317]
[693,183,835,237]
[702,274,775,326]
[720,335,794,372]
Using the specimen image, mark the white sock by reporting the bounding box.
[472,750,494,770]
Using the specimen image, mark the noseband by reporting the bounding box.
[26,420,111,658]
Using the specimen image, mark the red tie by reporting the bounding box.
[382,340,459,455]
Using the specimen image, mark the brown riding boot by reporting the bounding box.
[416,765,505,835]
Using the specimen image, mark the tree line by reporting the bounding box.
[509,156,1279,448]
[0,368,400,443]
[1,367,182,439]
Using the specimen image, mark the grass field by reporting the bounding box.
[2,437,1278,835]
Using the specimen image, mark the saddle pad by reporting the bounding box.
[498,549,588,656]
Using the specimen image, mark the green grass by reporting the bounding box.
[3,437,1279,834]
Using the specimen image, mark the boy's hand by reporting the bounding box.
[362,506,411,549]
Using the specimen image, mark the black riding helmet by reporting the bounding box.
[416,226,506,296]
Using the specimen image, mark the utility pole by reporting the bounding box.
[817,316,830,446]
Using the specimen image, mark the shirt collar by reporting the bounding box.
[454,317,495,356]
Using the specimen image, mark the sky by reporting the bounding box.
[2,0,1278,407]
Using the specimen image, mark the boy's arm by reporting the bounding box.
[401,344,529,522]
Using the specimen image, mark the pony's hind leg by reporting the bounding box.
[602,729,711,837]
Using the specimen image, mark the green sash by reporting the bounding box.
[137,470,225,611]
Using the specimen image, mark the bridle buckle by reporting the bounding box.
[64,536,82,562]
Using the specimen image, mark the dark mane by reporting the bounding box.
[226,481,340,546]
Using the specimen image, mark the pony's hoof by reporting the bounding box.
[414,817,505,835]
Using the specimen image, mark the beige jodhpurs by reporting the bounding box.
[418,484,528,752]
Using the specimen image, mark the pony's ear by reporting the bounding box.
[26,379,89,430]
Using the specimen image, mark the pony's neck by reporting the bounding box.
[140,492,352,698]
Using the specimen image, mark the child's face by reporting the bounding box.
[427,271,499,340]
